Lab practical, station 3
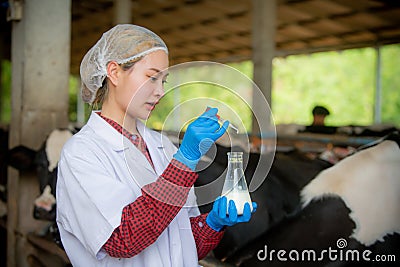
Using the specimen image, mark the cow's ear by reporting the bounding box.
[7,145,37,171]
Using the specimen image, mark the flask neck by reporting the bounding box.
[227,152,243,168]
[227,159,243,169]
[227,153,244,182]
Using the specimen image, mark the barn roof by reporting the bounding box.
[1,0,399,74]
[69,0,400,74]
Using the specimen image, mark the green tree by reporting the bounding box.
[272,48,377,126]
[0,60,11,125]
[381,44,400,125]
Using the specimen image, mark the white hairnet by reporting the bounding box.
[80,24,168,104]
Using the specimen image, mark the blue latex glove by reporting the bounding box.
[206,196,258,232]
[173,107,228,170]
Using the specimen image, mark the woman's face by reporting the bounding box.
[115,50,169,121]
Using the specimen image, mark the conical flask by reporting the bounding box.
[221,152,253,215]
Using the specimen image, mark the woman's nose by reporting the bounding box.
[154,83,164,98]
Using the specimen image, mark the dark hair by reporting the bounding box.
[312,106,330,116]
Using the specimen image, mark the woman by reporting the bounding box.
[56,24,256,266]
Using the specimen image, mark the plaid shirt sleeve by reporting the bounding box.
[190,213,224,259]
[103,159,223,258]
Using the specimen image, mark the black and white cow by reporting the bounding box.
[32,128,74,221]
[223,132,400,267]
[5,128,75,248]
[7,128,74,222]
[195,145,333,261]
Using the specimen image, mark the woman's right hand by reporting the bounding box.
[173,107,228,170]
[206,196,257,231]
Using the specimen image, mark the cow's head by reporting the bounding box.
[7,129,74,221]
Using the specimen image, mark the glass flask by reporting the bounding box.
[221,152,253,215]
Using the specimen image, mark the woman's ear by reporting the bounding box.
[107,61,120,87]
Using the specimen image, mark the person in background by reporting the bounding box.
[304,105,337,134]
[56,24,256,267]
[311,105,330,126]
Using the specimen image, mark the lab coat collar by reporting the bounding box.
[137,120,171,175]
[86,111,129,152]
[87,112,171,174]
[137,120,165,149]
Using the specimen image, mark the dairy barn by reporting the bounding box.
[0,0,400,266]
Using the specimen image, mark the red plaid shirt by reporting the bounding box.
[99,114,223,259]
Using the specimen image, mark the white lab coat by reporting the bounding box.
[56,111,200,267]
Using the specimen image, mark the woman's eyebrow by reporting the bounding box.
[149,68,169,77]
[149,68,161,73]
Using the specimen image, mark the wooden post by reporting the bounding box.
[374,46,382,124]
[8,0,71,266]
[251,0,276,136]
[114,0,132,25]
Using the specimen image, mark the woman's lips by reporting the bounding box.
[147,101,159,111]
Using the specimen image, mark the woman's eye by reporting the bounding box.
[162,79,168,85]
[149,76,158,82]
